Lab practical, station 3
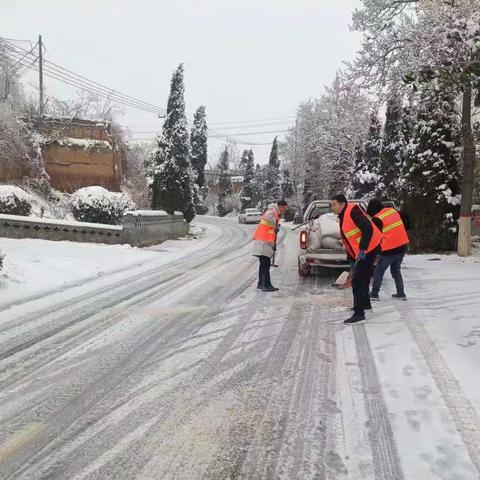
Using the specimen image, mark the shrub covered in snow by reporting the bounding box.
[70,186,136,225]
[0,185,33,216]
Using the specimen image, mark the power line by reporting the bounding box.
[2,39,167,113]
[1,40,168,116]
[123,119,294,131]
[0,36,289,146]
[208,115,295,126]
[130,135,275,146]
[128,128,288,136]
[1,49,166,115]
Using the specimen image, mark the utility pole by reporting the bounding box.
[38,35,44,118]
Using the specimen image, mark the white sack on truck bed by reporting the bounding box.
[308,213,343,249]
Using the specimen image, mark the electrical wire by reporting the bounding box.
[1,37,290,146]
[1,48,165,115]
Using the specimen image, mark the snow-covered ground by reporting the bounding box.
[1,219,480,479]
[0,221,207,312]
[340,253,480,479]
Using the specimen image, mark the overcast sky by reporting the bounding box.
[3,0,362,164]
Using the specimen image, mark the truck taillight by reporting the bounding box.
[300,230,308,249]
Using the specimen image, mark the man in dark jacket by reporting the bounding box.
[367,199,410,300]
[331,194,382,325]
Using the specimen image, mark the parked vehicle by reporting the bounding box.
[297,199,365,277]
[238,208,262,224]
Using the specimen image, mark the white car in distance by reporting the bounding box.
[238,208,262,224]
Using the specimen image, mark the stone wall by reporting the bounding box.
[0,211,189,247]
[123,211,189,246]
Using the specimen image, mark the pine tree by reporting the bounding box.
[240,149,255,209]
[402,83,462,252]
[150,64,195,222]
[265,136,281,201]
[352,110,382,199]
[190,106,208,188]
[217,146,233,216]
[377,90,406,201]
[281,168,295,200]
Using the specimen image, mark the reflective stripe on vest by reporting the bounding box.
[252,208,279,244]
[340,203,382,258]
[374,207,409,251]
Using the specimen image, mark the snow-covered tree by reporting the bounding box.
[377,88,407,201]
[149,64,195,222]
[283,74,372,202]
[402,82,462,252]
[217,146,233,216]
[350,0,480,254]
[281,168,295,200]
[265,136,282,201]
[253,163,268,208]
[190,105,208,214]
[351,110,382,199]
[190,105,208,188]
[240,149,255,209]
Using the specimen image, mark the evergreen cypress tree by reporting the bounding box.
[150,64,195,222]
[281,168,295,200]
[265,136,281,201]
[190,105,208,188]
[217,146,233,216]
[402,83,462,252]
[240,149,255,209]
[352,110,382,199]
[253,163,268,209]
[377,90,406,201]
[190,105,208,214]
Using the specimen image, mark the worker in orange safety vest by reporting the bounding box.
[367,199,410,301]
[252,200,288,292]
[331,194,382,325]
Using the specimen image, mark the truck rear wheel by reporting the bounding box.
[298,258,310,277]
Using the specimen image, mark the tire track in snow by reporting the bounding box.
[353,325,405,480]
[0,226,252,365]
[0,218,247,335]
[0,256,258,480]
[394,301,480,476]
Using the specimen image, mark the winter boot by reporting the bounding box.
[344,314,366,325]
[262,286,279,292]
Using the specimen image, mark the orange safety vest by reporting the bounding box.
[340,203,382,258]
[374,207,409,251]
[252,207,279,244]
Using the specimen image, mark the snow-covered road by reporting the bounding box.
[0,216,479,480]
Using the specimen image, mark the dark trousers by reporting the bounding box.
[352,253,376,315]
[258,255,272,288]
[372,252,406,296]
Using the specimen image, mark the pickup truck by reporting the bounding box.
[297,199,398,277]
[297,200,348,277]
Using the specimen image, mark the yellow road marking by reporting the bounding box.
[0,423,44,463]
